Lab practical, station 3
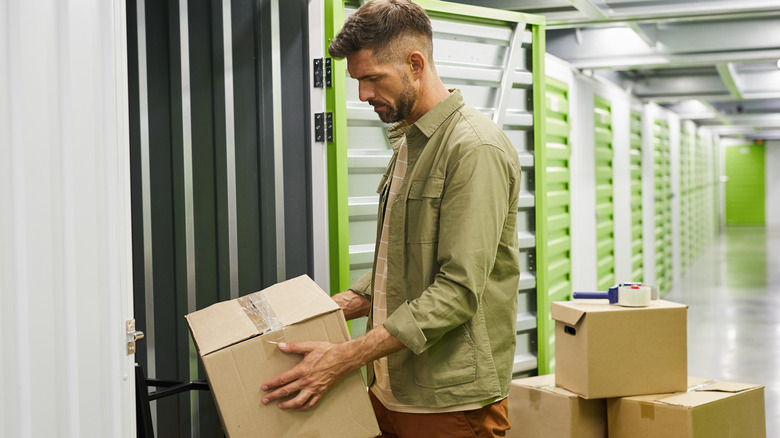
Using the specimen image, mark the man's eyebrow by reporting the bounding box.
[351,73,382,81]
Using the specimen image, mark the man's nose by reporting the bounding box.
[358,83,374,102]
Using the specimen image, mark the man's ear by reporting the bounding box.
[408,51,425,78]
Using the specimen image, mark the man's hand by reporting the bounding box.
[261,325,406,411]
[261,341,357,411]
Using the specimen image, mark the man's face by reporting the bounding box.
[347,49,416,124]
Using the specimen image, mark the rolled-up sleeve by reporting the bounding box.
[349,271,373,301]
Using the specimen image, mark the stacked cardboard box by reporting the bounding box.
[507,299,766,437]
[608,376,766,437]
[552,300,688,399]
[507,374,606,438]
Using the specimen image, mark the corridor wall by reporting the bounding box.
[545,54,725,299]
[767,141,780,227]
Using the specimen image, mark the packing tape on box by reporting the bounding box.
[527,384,556,410]
[688,379,719,392]
[261,329,288,356]
[640,402,655,420]
[238,291,284,334]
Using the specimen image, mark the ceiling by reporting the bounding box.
[449,0,780,140]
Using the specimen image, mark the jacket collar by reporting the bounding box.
[387,89,464,152]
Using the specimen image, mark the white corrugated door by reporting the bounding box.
[1,1,136,436]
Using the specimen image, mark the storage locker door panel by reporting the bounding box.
[629,108,644,282]
[679,123,691,272]
[542,76,572,373]
[695,133,704,256]
[653,119,672,295]
[725,144,766,225]
[127,1,312,435]
[594,96,615,291]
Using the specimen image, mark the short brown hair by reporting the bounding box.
[328,0,433,65]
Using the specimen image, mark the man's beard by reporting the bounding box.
[371,76,415,124]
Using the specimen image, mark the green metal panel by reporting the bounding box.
[629,109,643,282]
[330,1,547,376]
[679,124,691,272]
[541,76,570,374]
[653,119,672,294]
[594,95,614,291]
[325,0,351,297]
[725,144,766,224]
[694,133,707,256]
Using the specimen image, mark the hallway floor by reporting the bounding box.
[665,225,779,437]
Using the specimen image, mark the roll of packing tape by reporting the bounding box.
[617,284,651,307]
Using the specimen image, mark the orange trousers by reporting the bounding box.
[369,391,511,438]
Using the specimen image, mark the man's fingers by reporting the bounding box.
[277,389,318,411]
[262,380,301,405]
[277,341,316,354]
[262,367,304,392]
[295,393,321,412]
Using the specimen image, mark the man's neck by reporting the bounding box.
[405,77,450,125]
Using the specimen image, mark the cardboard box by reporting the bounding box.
[186,275,380,438]
[552,299,687,399]
[507,374,606,438]
[608,377,766,438]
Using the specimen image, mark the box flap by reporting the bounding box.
[512,374,556,389]
[552,299,687,326]
[186,275,338,356]
[186,300,261,356]
[648,379,763,408]
[550,302,587,326]
[514,374,581,398]
[693,380,762,394]
[263,275,339,326]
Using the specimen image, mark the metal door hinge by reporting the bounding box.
[315,112,333,143]
[126,319,145,355]
[313,58,332,88]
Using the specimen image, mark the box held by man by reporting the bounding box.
[186,275,380,438]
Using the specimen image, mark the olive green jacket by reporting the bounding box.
[350,90,521,408]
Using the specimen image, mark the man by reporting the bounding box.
[262,1,521,436]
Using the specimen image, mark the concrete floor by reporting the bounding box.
[665,225,780,437]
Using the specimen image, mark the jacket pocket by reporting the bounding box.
[413,325,477,389]
[406,177,444,244]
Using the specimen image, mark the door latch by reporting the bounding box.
[126,319,145,355]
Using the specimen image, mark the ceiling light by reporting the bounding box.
[777,59,780,69]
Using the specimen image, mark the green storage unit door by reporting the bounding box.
[694,133,707,257]
[704,136,718,242]
[594,96,615,291]
[725,144,766,225]
[679,124,691,271]
[629,108,643,282]
[543,76,572,373]
[336,1,546,375]
[653,119,673,294]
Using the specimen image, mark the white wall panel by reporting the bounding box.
[668,115,681,285]
[1,0,135,437]
[308,0,330,291]
[589,78,633,284]
[766,141,780,227]
[642,104,659,288]
[570,75,597,291]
